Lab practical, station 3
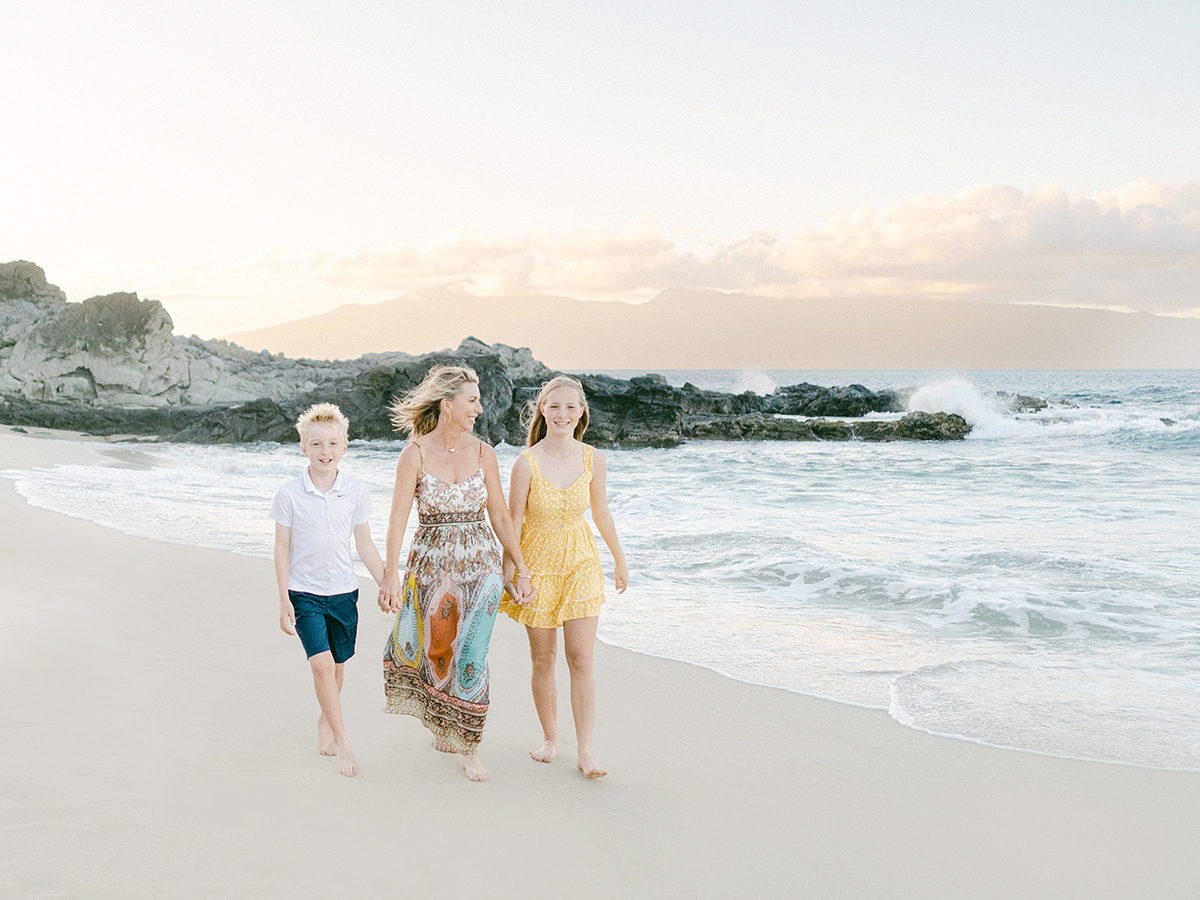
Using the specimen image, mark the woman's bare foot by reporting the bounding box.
[460,753,490,782]
[577,751,606,779]
[317,715,337,756]
[432,737,457,753]
[335,739,359,777]
[530,739,559,763]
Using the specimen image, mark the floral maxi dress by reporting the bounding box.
[383,465,503,753]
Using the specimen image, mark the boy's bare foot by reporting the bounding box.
[317,715,337,756]
[336,739,359,777]
[577,751,606,779]
[460,753,490,782]
[530,739,559,763]
[432,737,457,753]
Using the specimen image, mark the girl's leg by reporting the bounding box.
[309,652,358,777]
[526,625,560,762]
[562,616,605,778]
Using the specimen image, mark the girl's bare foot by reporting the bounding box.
[432,737,457,753]
[317,715,337,756]
[530,739,559,763]
[336,739,359,777]
[460,753,490,782]
[577,751,606,779]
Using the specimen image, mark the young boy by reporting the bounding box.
[270,402,383,777]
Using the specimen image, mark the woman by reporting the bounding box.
[500,375,628,778]
[377,365,534,782]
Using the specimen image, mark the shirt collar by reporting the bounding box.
[302,468,344,496]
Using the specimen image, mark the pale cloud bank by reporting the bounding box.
[309,178,1200,315]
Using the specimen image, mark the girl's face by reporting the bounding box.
[541,385,584,436]
[442,382,483,431]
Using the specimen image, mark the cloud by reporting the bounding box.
[311,178,1200,315]
[310,225,794,300]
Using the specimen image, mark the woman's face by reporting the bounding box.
[541,385,584,436]
[442,381,483,431]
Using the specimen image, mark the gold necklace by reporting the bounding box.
[542,441,577,461]
[432,434,465,453]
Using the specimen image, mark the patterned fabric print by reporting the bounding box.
[500,446,605,628]
[383,468,503,753]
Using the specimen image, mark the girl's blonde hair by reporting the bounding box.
[295,402,350,444]
[388,365,480,437]
[525,375,589,446]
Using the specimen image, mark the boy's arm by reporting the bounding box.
[274,522,296,634]
[353,522,385,587]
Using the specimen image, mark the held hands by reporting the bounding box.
[377,570,404,613]
[506,571,536,606]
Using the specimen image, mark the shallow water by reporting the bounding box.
[7,369,1200,769]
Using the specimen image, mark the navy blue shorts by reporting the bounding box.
[289,589,359,663]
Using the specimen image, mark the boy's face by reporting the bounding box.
[301,424,347,476]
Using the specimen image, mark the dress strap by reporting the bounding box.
[583,444,593,476]
[521,448,538,476]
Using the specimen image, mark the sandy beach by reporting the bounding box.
[2,427,1198,899]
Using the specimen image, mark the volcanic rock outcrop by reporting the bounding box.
[0,262,973,445]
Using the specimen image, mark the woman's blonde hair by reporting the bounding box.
[388,365,480,437]
[525,375,589,446]
[295,402,350,444]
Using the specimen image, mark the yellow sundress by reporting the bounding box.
[500,445,605,627]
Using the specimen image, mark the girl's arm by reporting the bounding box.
[378,443,421,612]
[274,523,296,633]
[502,454,533,602]
[480,444,535,603]
[589,450,628,593]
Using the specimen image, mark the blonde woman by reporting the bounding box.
[500,375,628,778]
[377,365,534,782]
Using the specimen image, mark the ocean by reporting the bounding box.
[6,368,1199,770]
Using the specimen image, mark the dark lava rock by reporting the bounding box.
[763,382,904,417]
[999,392,1048,412]
[895,411,972,440]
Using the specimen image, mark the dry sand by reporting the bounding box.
[1,426,1198,899]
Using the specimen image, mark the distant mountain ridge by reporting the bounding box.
[224,287,1200,370]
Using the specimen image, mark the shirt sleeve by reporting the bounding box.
[354,483,372,525]
[269,487,293,527]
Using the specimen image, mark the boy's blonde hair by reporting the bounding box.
[388,365,480,437]
[295,402,350,444]
[525,375,589,446]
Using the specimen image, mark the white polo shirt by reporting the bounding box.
[269,468,372,595]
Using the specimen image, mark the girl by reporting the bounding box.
[501,375,628,778]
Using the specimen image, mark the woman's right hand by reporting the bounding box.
[378,569,403,613]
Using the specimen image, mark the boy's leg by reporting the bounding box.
[309,651,358,777]
[315,662,345,756]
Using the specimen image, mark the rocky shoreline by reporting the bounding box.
[1,261,972,446]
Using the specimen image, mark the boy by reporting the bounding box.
[270,402,383,777]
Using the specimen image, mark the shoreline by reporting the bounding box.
[7,426,1200,775]
[3,426,1200,898]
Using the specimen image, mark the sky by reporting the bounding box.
[3,0,1198,338]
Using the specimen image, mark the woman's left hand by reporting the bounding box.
[513,572,537,605]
